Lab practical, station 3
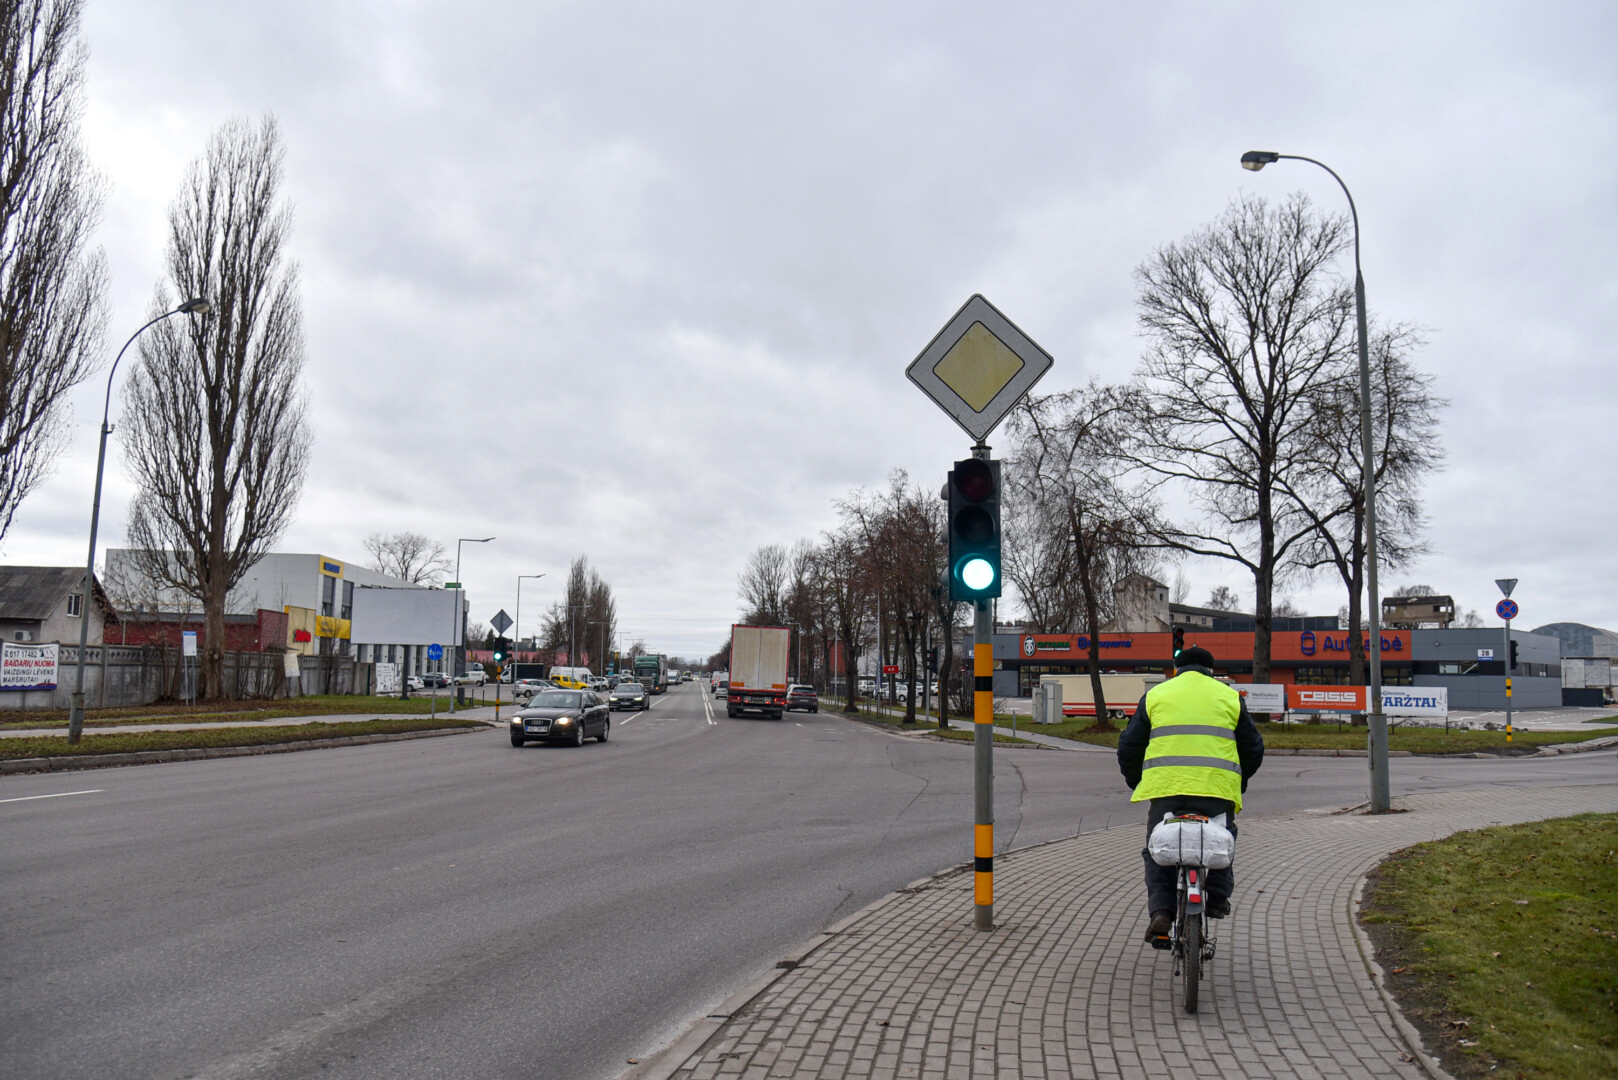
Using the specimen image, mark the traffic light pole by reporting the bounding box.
[973,597,994,932]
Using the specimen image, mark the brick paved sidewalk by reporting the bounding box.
[660,782,1618,1080]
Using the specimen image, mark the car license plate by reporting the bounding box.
[526,723,547,733]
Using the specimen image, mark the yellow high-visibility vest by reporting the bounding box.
[1131,671,1245,812]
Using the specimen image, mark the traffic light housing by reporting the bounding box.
[492,636,509,663]
[1172,627,1186,661]
[947,457,1001,602]
[927,646,940,672]
[1509,639,1519,670]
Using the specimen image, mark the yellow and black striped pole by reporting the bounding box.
[973,597,994,931]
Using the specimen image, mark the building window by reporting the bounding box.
[341,580,353,621]
[321,575,336,617]
[66,593,83,617]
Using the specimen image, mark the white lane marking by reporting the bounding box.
[0,789,104,805]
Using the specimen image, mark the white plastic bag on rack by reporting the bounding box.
[1148,815,1235,868]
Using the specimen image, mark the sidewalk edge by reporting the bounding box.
[614,873,952,1080]
[1349,875,1460,1080]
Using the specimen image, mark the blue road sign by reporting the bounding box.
[427,643,444,661]
[1496,599,1518,621]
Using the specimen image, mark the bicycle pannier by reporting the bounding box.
[1149,815,1235,869]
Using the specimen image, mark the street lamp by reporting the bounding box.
[1240,149,1390,812]
[515,573,546,668]
[448,537,493,712]
[68,297,210,744]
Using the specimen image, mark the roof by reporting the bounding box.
[0,566,102,621]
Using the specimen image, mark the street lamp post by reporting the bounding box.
[516,573,546,671]
[448,537,494,712]
[68,298,210,745]
[1240,150,1390,812]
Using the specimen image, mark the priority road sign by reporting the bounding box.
[491,609,513,634]
[1496,598,1518,621]
[907,294,1053,443]
[427,643,444,661]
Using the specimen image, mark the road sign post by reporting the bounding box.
[428,642,444,721]
[1496,588,1519,742]
[909,293,1053,933]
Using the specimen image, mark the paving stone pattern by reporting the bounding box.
[670,783,1618,1080]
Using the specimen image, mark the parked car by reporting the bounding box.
[454,668,488,686]
[401,674,425,692]
[610,681,649,710]
[509,690,611,747]
[421,671,452,689]
[786,684,819,713]
[512,678,555,702]
[588,677,611,694]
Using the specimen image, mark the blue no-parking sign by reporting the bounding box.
[427,643,444,661]
[1496,599,1518,621]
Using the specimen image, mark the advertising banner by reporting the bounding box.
[1287,685,1369,712]
[1381,686,1448,717]
[374,662,399,694]
[1236,683,1287,713]
[2,642,60,690]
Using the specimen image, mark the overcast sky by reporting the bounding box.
[3,1,1614,659]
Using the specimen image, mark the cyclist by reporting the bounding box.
[1117,644,1264,944]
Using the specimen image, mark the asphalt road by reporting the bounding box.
[3,681,1612,1080]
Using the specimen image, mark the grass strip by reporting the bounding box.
[1002,721,1613,754]
[0,693,492,729]
[1,716,484,759]
[1360,813,1618,1079]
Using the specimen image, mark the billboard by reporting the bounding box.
[349,586,462,646]
[2,642,59,690]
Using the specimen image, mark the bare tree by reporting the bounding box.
[0,0,107,544]
[1287,333,1443,684]
[363,531,451,585]
[1008,385,1159,730]
[737,543,790,626]
[1205,586,1241,612]
[120,117,310,699]
[1127,192,1356,684]
[840,471,943,722]
[819,525,870,712]
[538,555,614,667]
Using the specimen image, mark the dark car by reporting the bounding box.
[610,681,649,710]
[421,671,452,688]
[509,690,611,747]
[786,684,818,713]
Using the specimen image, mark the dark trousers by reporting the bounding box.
[1142,795,1237,915]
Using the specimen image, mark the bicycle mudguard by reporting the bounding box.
[1184,866,1205,916]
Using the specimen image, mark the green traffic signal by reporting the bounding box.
[948,457,1001,601]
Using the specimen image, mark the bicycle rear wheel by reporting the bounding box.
[1181,915,1200,1013]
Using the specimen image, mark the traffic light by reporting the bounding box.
[492,636,509,663]
[947,456,1002,601]
[1508,639,1519,670]
[927,646,940,672]
[1172,627,1185,661]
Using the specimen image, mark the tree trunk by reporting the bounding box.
[1073,507,1111,731]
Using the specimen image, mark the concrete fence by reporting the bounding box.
[0,646,377,711]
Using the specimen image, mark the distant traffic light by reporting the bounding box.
[1509,639,1519,670]
[927,646,940,672]
[947,456,1002,602]
[1172,627,1185,661]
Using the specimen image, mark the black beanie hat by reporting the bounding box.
[1177,645,1215,669]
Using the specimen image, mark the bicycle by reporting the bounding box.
[1148,812,1234,1014]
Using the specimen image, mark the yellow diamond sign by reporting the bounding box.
[907,294,1053,442]
[933,322,1025,412]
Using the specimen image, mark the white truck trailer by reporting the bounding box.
[728,624,791,720]
[1039,673,1166,720]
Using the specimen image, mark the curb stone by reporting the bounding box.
[0,726,479,775]
[1348,876,1459,1080]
